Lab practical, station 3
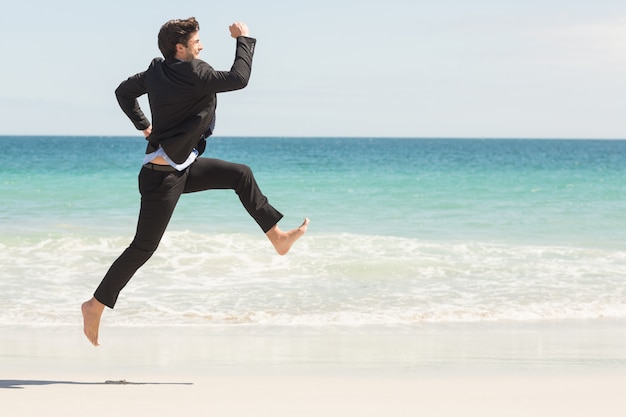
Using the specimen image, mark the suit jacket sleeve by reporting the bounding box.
[115,68,152,131]
[197,36,256,93]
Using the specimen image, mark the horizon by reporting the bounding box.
[1,135,624,141]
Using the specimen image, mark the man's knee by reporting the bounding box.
[129,240,159,257]
[238,163,252,177]
[236,163,253,188]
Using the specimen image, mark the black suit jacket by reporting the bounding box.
[115,36,256,164]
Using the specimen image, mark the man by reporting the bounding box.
[82,17,309,346]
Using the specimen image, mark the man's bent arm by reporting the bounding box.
[115,71,151,131]
[199,36,257,94]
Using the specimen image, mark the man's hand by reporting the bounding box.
[142,125,152,138]
[229,22,249,38]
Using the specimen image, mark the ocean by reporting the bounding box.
[1,136,625,329]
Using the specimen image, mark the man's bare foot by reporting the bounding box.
[82,297,105,346]
[266,218,310,255]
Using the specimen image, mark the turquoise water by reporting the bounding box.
[1,136,625,326]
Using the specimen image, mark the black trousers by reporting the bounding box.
[93,157,283,308]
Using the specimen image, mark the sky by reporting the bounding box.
[1,0,625,138]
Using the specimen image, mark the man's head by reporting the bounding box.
[158,17,202,60]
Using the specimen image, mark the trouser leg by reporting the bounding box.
[94,168,187,308]
[184,158,283,233]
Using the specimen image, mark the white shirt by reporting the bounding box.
[143,146,198,171]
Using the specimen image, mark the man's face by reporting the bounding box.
[178,31,203,61]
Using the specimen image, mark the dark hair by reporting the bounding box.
[158,17,200,59]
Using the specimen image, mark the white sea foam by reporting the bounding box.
[1,232,625,326]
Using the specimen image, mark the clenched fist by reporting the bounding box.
[229,22,249,38]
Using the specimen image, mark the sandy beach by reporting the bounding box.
[3,322,626,416]
[5,371,626,417]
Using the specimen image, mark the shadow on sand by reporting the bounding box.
[1,379,193,389]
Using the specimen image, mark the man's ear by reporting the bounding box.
[173,42,186,60]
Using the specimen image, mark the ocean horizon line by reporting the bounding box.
[1,135,624,141]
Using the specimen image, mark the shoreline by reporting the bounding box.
[3,319,625,374]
